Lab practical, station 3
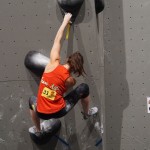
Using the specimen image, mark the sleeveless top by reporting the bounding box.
[37,65,70,114]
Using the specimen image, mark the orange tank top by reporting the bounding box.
[37,65,70,114]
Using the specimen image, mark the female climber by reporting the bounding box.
[29,13,98,135]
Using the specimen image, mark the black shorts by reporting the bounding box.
[29,83,89,120]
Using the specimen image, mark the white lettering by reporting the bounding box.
[41,79,60,92]
[41,78,48,86]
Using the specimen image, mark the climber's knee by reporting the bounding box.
[29,96,37,111]
[75,83,89,99]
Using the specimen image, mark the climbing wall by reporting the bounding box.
[104,0,150,150]
[0,0,104,150]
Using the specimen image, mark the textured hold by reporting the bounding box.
[57,0,84,22]
[24,51,49,77]
[29,119,61,145]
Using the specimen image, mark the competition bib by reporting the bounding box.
[41,87,56,100]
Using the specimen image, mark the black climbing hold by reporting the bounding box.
[29,119,61,145]
[24,51,49,77]
[95,0,104,14]
[57,0,84,22]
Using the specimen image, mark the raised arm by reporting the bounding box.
[50,13,72,65]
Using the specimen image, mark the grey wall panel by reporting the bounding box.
[0,0,104,150]
[0,81,34,149]
[104,0,150,150]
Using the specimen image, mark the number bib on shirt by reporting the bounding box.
[41,87,56,100]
